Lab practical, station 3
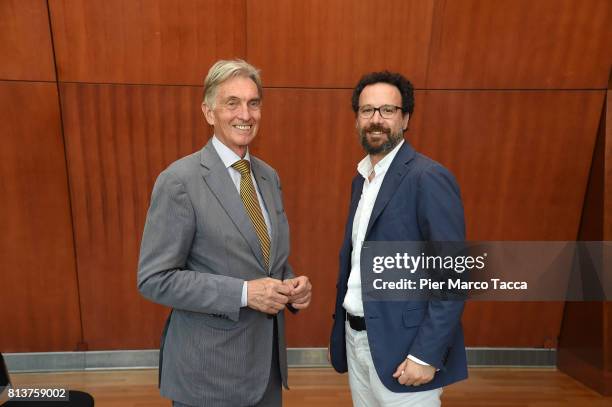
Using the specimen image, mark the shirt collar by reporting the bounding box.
[356,139,405,179]
[212,135,251,169]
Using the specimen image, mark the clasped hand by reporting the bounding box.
[392,358,436,387]
[247,276,312,314]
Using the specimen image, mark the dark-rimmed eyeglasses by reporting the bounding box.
[358,104,403,119]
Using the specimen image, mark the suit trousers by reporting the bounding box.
[345,321,442,407]
[173,318,281,407]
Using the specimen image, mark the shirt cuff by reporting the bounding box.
[407,354,440,371]
[241,281,248,307]
[407,354,430,366]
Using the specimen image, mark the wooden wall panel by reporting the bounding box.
[49,0,246,85]
[427,0,612,89]
[413,90,604,346]
[607,89,612,387]
[607,89,612,239]
[558,90,611,395]
[247,0,434,88]
[604,92,611,392]
[417,91,604,241]
[60,83,210,349]
[0,0,55,81]
[462,302,564,348]
[0,81,80,351]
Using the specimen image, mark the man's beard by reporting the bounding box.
[358,124,403,155]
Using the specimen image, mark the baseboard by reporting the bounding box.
[4,347,556,373]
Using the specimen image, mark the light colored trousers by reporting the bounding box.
[345,321,442,407]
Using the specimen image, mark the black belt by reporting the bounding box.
[347,313,366,331]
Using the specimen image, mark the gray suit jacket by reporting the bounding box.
[138,139,294,406]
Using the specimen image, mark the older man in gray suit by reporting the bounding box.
[138,59,311,407]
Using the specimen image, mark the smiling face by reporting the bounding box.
[202,75,262,157]
[356,82,409,158]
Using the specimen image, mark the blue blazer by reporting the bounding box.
[330,141,468,392]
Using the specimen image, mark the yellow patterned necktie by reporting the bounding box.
[232,159,271,269]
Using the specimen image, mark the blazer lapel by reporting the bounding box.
[364,142,416,239]
[199,142,268,272]
[339,176,365,284]
[347,178,364,241]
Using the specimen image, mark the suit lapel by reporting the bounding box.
[251,158,278,271]
[340,177,365,284]
[364,142,416,239]
[199,142,268,272]
[347,178,364,241]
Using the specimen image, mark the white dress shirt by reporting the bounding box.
[343,140,404,316]
[212,136,272,307]
[342,139,430,367]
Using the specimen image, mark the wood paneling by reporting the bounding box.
[247,0,434,88]
[49,0,246,85]
[558,88,612,395]
[607,89,612,239]
[427,0,612,89]
[60,83,210,349]
[606,89,612,392]
[462,302,563,348]
[0,0,55,81]
[0,81,80,351]
[558,303,609,395]
[413,90,604,346]
[416,91,604,241]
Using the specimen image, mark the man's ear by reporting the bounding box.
[402,113,410,131]
[202,102,215,126]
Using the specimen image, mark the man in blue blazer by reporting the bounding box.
[329,71,467,406]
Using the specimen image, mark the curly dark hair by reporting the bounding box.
[351,71,414,116]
